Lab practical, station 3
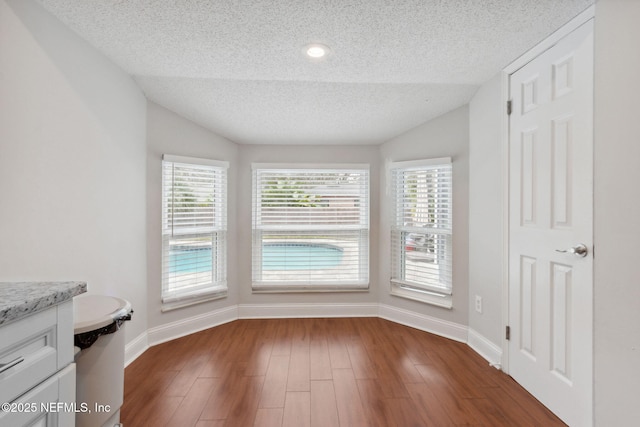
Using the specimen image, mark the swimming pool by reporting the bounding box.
[169,247,213,274]
[262,243,343,270]
[169,243,344,273]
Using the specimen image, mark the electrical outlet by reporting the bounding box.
[475,295,482,313]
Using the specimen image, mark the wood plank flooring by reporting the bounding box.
[121,318,566,426]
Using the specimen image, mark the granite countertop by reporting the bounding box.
[0,281,87,326]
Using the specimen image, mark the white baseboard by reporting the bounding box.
[378,303,468,343]
[124,331,148,367]
[146,305,238,346]
[467,328,503,368]
[238,303,379,319]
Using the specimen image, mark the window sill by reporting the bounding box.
[390,282,452,309]
[252,283,369,293]
[161,289,227,312]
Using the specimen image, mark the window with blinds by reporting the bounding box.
[252,164,369,291]
[161,155,228,309]
[389,158,453,307]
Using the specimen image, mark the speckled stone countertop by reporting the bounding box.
[0,281,87,326]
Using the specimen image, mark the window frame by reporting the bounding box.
[389,157,453,308]
[251,163,370,292]
[161,154,228,311]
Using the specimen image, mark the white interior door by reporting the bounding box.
[508,20,593,427]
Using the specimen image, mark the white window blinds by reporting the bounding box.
[161,155,228,307]
[252,164,369,290]
[390,158,453,303]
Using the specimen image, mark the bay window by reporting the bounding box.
[161,155,228,309]
[252,164,369,291]
[389,158,453,307]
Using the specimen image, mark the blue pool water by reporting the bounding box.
[169,243,343,273]
[262,243,343,270]
[169,247,212,273]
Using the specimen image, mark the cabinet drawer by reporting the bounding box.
[0,364,76,427]
[0,302,73,404]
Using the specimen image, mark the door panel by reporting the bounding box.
[519,255,537,359]
[550,262,572,383]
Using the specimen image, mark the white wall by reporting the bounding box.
[236,144,381,306]
[468,74,503,347]
[0,0,148,342]
[379,106,470,326]
[593,0,640,424]
[146,102,239,329]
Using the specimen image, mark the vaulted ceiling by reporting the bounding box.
[37,0,594,145]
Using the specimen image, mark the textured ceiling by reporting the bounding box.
[37,0,593,145]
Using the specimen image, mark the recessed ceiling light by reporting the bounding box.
[304,43,330,59]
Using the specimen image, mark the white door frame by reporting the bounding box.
[500,4,595,375]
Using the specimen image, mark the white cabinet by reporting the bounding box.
[0,301,75,427]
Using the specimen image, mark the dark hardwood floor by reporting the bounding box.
[121,317,565,426]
